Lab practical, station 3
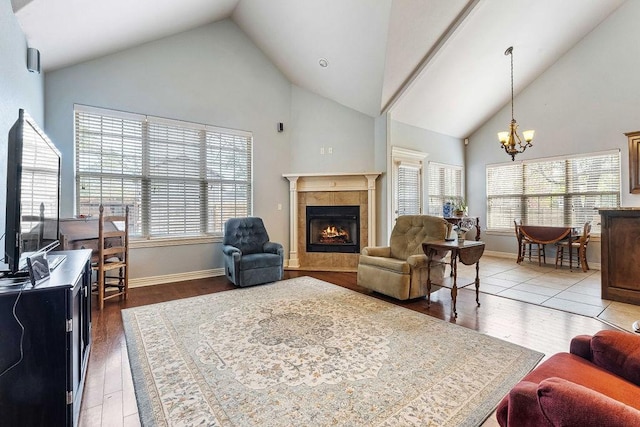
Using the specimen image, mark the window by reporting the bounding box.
[75,105,252,238]
[486,150,620,233]
[427,162,464,216]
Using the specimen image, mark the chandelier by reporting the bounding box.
[497,46,534,161]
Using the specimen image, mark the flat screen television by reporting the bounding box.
[2,109,61,276]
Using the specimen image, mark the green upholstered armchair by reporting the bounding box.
[222,217,284,287]
[357,215,452,300]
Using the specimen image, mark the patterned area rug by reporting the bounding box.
[122,277,543,426]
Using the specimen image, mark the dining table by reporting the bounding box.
[518,225,578,269]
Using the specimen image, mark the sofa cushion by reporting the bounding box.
[590,330,640,387]
[518,352,640,408]
[538,377,640,426]
[239,253,282,270]
[358,254,410,274]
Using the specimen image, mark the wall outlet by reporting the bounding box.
[328,147,333,154]
[277,203,282,211]
[320,147,325,155]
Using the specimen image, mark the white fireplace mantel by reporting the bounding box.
[283,172,382,268]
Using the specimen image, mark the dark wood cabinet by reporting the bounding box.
[627,131,640,194]
[599,209,640,305]
[0,250,92,426]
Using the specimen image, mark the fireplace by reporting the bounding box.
[306,205,360,253]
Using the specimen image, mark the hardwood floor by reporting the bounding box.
[79,271,617,427]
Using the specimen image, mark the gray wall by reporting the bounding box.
[44,19,377,280]
[289,85,375,174]
[0,0,45,267]
[466,0,640,262]
[387,119,465,240]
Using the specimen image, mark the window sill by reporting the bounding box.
[130,235,222,249]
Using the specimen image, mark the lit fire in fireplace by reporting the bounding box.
[320,225,351,244]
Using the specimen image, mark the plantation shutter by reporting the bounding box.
[206,129,253,233]
[487,150,620,232]
[75,105,253,238]
[75,108,144,234]
[396,163,421,216]
[486,162,523,230]
[564,152,620,229]
[427,162,463,216]
[146,118,204,237]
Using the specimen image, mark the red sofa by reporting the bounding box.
[497,330,640,426]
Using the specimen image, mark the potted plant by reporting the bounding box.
[454,217,475,243]
[453,198,468,217]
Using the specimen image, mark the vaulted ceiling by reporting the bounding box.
[12,0,625,138]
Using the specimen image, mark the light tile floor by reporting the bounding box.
[454,254,640,333]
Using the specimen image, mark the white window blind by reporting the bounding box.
[75,105,252,238]
[391,147,426,220]
[427,162,463,216]
[396,163,421,216]
[486,150,620,233]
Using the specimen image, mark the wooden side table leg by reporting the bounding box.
[450,257,454,277]
[475,260,481,307]
[426,251,433,308]
[451,251,458,318]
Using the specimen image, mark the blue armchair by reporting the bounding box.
[222,217,284,287]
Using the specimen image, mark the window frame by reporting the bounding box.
[74,104,253,243]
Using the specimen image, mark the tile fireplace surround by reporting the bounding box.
[283,172,381,271]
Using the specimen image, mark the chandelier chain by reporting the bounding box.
[510,48,514,120]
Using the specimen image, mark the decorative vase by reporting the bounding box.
[443,202,453,218]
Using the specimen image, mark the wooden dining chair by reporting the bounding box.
[92,204,129,310]
[555,221,591,272]
[514,219,545,265]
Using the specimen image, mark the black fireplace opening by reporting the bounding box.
[306,205,360,253]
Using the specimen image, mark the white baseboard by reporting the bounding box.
[484,250,519,260]
[129,268,225,288]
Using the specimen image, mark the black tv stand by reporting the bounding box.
[0,249,92,427]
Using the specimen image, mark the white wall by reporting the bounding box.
[44,19,378,281]
[0,0,44,267]
[466,0,640,262]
